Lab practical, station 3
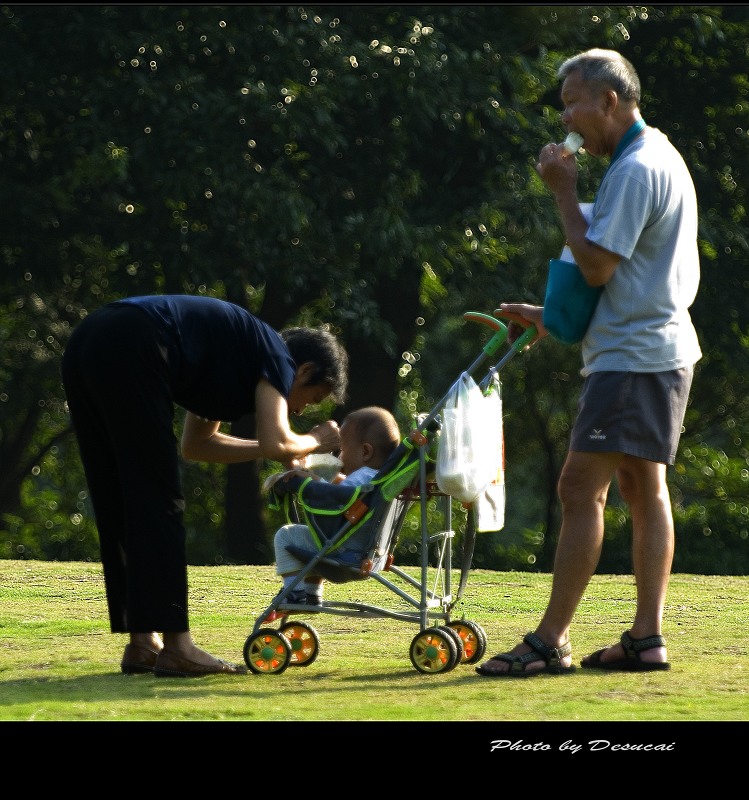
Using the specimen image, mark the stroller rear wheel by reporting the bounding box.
[436,624,465,665]
[244,628,293,675]
[279,621,320,667]
[409,626,460,674]
[447,620,488,664]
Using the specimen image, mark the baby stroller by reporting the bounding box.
[243,311,536,675]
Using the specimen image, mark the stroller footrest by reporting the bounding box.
[285,545,369,584]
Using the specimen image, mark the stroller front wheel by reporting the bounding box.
[244,628,293,675]
[409,626,460,674]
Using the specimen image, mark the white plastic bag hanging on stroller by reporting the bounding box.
[435,371,503,503]
[472,372,505,532]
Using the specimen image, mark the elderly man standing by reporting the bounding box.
[477,48,702,677]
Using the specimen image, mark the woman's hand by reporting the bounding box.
[309,419,341,453]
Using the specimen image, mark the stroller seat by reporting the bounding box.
[269,438,422,583]
[283,548,368,583]
[283,487,412,582]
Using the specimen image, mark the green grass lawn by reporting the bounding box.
[1,560,746,759]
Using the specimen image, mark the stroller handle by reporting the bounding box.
[414,310,537,435]
[463,311,537,358]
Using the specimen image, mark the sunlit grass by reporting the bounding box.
[1,561,746,729]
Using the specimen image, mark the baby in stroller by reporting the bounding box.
[266,405,401,612]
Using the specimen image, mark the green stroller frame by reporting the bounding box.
[243,311,536,675]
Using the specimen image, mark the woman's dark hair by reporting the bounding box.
[281,327,349,405]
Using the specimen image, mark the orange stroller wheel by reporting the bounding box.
[437,624,465,664]
[409,626,460,674]
[448,620,488,664]
[279,621,320,667]
[244,628,293,675]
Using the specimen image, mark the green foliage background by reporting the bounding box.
[1,6,748,574]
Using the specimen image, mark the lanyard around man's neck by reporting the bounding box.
[609,118,647,170]
[597,118,647,194]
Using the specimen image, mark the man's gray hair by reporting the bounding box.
[558,48,641,104]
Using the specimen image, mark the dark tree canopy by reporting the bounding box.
[1,6,747,573]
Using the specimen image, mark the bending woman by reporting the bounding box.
[62,294,348,677]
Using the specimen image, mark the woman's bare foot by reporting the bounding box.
[155,631,246,676]
[161,632,232,667]
[129,632,163,652]
[121,632,164,674]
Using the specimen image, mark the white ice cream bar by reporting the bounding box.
[562,132,584,154]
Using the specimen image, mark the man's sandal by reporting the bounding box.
[475,632,576,678]
[581,630,671,672]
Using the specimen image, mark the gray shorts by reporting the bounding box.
[569,367,694,465]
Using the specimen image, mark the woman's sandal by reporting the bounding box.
[581,630,671,672]
[475,632,576,678]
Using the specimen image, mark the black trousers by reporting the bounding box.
[61,304,189,632]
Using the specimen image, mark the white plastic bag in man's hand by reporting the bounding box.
[436,372,503,503]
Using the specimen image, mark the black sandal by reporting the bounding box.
[581,630,671,672]
[475,632,576,678]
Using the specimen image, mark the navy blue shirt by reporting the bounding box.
[114,295,296,421]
